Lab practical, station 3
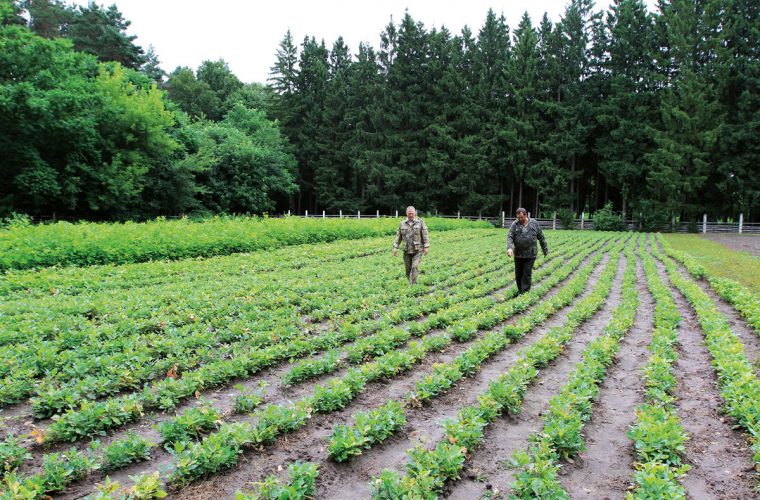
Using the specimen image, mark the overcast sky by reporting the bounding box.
[71,0,659,84]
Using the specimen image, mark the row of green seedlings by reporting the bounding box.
[17,256,516,494]
[368,239,627,497]
[2,228,494,343]
[0,230,486,384]
[16,236,504,417]
[33,236,581,444]
[657,235,759,334]
[0,229,485,299]
[653,240,760,469]
[509,242,640,498]
[1,233,499,411]
[166,236,615,487]
[0,435,164,499]
[326,238,623,464]
[281,235,587,386]
[622,242,689,498]
[234,461,319,500]
[0,385,265,499]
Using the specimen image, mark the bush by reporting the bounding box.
[592,203,626,231]
[556,208,575,230]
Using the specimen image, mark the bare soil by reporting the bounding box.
[701,234,760,257]
[445,253,623,499]
[559,258,652,498]
[651,251,757,499]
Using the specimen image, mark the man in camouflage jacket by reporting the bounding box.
[393,206,429,284]
[507,207,548,294]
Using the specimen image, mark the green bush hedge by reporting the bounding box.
[0,216,492,271]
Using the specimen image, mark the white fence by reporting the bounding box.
[284,210,760,234]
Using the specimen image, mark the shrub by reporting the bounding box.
[592,203,626,231]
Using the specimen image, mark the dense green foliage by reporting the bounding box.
[0,216,489,270]
[269,1,760,223]
[3,0,759,225]
[1,2,295,219]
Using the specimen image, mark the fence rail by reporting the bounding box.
[282,210,760,234]
[19,211,760,234]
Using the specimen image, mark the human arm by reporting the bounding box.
[537,223,548,257]
[506,223,515,258]
[393,225,402,256]
[421,219,429,254]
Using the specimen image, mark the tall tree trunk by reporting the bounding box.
[499,180,504,214]
[518,180,523,209]
[622,197,627,221]
[510,182,514,215]
[570,157,576,213]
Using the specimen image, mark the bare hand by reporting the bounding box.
[393,248,398,257]
[507,248,513,258]
[423,248,429,255]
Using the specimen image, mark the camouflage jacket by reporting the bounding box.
[507,218,548,258]
[394,217,430,254]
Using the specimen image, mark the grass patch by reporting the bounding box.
[663,234,760,291]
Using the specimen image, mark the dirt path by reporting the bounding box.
[559,257,652,498]
[700,234,760,257]
[652,248,757,499]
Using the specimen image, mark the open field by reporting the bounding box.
[663,234,760,291]
[1,223,758,499]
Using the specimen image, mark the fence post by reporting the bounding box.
[501,211,505,228]
[358,211,361,219]
[552,211,557,230]
[703,213,707,234]
[305,210,308,217]
[322,210,325,219]
[457,211,460,219]
[739,213,744,234]
[287,210,291,216]
[339,209,343,218]
[377,210,380,218]
[395,210,398,217]
[479,211,482,221]
[580,212,584,230]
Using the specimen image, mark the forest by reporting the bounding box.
[1,0,758,227]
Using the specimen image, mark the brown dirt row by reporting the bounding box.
[650,243,757,499]
[559,257,651,498]
[666,253,760,378]
[443,252,625,499]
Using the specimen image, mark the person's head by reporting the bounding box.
[516,208,528,224]
[406,206,416,220]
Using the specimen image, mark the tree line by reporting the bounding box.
[1,0,758,227]
[268,0,759,228]
[1,0,296,219]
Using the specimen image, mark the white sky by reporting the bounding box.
[71,0,659,84]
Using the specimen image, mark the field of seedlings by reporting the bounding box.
[1,220,759,499]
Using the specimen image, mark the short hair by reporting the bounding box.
[516,207,528,216]
[406,206,416,213]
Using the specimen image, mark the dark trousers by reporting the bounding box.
[403,252,423,284]
[514,257,536,294]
